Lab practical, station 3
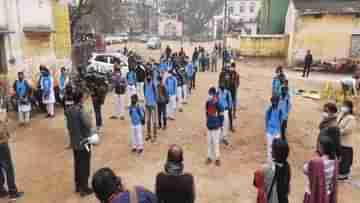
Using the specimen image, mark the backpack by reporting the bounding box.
[115,78,126,95]
[206,98,219,117]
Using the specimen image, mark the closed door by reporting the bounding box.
[351,34,360,57]
[0,36,7,74]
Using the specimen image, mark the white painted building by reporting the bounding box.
[158,14,183,39]
[0,0,55,77]
[213,0,261,39]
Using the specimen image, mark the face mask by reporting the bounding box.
[322,112,329,119]
[341,106,349,113]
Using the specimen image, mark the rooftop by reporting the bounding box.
[293,0,360,14]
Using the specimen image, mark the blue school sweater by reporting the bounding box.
[144,80,157,107]
[265,105,283,136]
[218,88,233,110]
[129,105,145,126]
[165,76,177,96]
[127,71,137,86]
[206,97,224,130]
[272,77,282,96]
[186,63,195,78]
[279,94,292,121]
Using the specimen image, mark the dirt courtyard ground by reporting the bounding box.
[6,42,360,203]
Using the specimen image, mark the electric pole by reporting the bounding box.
[181,0,185,48]
[222,0,228,69]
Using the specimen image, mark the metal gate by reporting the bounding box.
[351,34,360,57]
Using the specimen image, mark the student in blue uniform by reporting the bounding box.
[129,95,145,154]
[13,72,31,125]
[186,60,195,94]
[127,67,138,106]
[279,86,292,140]
[165,71,178,120]
[206,87,224,166]
[144,73,158,142]
[265,95,283,162]
[217,84,233,146]
[272,66,286,97]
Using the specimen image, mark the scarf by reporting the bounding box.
[304,158,338,203]
[164,161,184,176]
[16,80,27,98]
[254,169,267,203]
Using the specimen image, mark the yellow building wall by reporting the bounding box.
[236,35,289,57]
[52,1,71,59]
[9,1,72,86]
[291,15,360,65]
[20,34,55,86]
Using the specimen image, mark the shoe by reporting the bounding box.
[205,158,212,165]
[131,148,137,153]
[137,149,144,154]
[110,116,118,120]
[0,189,8,198]
[145,136,151,142]
[215,160,221,166]
[222,139,230,146]
[80,188,93,197]
[179,108,183,112]
[338,174,349,181]
[9,192,24,200]
[120,116,125,120]
[65,145,72,150]
[75,186,80,193]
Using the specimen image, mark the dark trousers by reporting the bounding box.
[230,88,237,117]
[281,120,288,140]
[340,146,353,175]
[93,103,103,128]
[73,149,91,190]
[158,103,167,128]
[191,72,196,89]
[303,64,311,77]
[228,108,234,130]
[211,61,217,72]
[0,143,18,194]
[146,105,157,138]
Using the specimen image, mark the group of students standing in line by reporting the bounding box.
[56,47,200,197]
[204,61,240,166]
[124,60,196,153]
[13,65,62,125]
[253,66,357,203]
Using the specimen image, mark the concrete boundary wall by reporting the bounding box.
[229,34,289,57]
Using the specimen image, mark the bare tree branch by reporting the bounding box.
[164,0,224,35]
